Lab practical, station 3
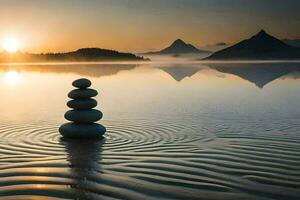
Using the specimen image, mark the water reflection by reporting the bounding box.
[1,62,300,88]
[3,70,22,85]
[157,62,300,87]
[282,71,300,79]
[159,65,202,81]
[0,62,300,199]
[0,64,137,78]
[60,138,104,199]
[209,62,300,88]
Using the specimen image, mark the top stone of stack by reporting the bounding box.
[72,78,92,89]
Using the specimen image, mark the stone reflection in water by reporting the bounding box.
[60,138,105,199]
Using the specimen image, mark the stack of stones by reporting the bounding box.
[59,78,106,138]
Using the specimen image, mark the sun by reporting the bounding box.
[2,37,20,53]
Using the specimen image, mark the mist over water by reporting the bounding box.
[0,60,300,199]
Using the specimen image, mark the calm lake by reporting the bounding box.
[0,62,300,199]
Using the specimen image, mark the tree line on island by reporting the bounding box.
[0,48,148,62]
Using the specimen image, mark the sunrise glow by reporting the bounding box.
[2,37,20,53]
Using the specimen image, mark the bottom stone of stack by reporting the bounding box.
[59,122,106,138]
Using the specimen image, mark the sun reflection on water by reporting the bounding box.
[35,184,46,189]
[3,70,21,85]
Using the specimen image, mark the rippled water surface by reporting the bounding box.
[0,62,300,199]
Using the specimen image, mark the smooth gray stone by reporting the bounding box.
[67,98,97,109]
[59,122,106,138]
[68,88,98,99]
[72,78,91,88]
[65,109,103,123]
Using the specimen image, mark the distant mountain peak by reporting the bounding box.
[257,29,267,35]
[172,39,186,45]
[145,39,210,55]
[204,30,300,60]
[174,38,185,43]
[251,29,273,40]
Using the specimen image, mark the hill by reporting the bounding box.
[0,48,148,62]
[204,30,300,60]
[146,39,210,55]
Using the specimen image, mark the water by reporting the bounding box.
[0,62,300,199]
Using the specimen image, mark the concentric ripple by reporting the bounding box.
[0,117,299,200]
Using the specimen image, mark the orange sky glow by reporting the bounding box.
[0,0,299,53]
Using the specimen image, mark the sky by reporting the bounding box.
[0,0,299,53]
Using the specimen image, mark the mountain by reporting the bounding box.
[282,39,300,47]
[204,30,300,60]
[0,48,149,62]
[146,39,210,55]
[209,63,300,88]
